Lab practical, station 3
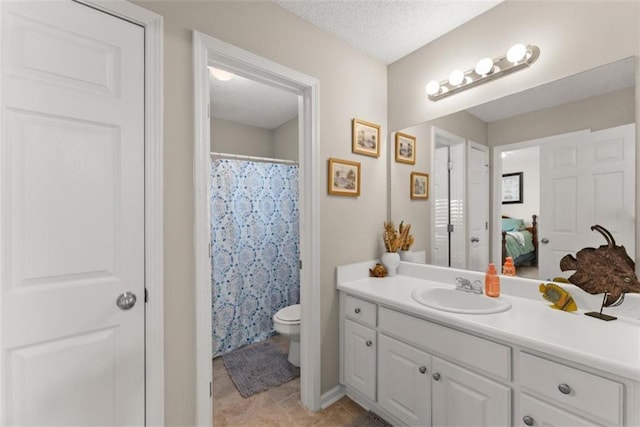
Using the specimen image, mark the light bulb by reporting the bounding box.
[425,80,441,96]
[209,67,235,81]
[475,57,494,76]
[448,70,465,86]
[507,44,527,64]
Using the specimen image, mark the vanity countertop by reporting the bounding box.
[337,261,640,382]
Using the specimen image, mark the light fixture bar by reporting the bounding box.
[426,44,540,102]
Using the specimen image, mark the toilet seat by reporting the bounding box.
[274,304,300,323]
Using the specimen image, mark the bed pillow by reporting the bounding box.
[502,218,524,232]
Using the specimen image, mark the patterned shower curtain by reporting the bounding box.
[210,158,300,357]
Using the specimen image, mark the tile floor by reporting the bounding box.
[213,336,367,426]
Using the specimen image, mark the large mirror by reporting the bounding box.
[390,56,636,282]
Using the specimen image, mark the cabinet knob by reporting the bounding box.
[558,383,571,395]
[419,366,427,374]
[354,308,361,314]
[522,415,534,426]
[432,372,441,381]
[365,340,372,347]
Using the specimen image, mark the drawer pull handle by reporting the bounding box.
[558,383,571,395]
[432,372,441,381]
[522,415,534,426]
[419,366,427,374]
[365,340,372,347]
[354,308,361,314]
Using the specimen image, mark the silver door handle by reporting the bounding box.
[541,238,549,244]
[117,292,137,310]
[470,237,479,243]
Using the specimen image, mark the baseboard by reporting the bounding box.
[320,384,346,409]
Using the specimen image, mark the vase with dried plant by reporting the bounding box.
[381,221,413,276]
[398,221,415,262]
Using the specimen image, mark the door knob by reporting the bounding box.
[558,383,571,394]
[522,415,534,426]
[470,237,480,243]
[365,340,372,347]
[432,372,441,381]
[354,308,361,314]
[419,366,427,374]
[116,292,137,310]
[541,238,549,244]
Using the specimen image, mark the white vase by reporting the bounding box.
[399,250,414,262]
[381,252,401,277]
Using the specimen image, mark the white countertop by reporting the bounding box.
[337,261,640,382]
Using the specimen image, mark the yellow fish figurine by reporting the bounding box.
[539,283,578,312]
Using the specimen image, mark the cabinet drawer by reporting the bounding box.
[519,352,622,425]
[344,295,377,327]
[379,307,511,380]
[519,394,605,427]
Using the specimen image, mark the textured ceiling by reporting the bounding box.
[209,70,298,130]
[274,0,503,64]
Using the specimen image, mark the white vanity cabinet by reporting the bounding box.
[341,293,512,426]
[432,357,510,426]
[517,352,624,426]
[377,333,431,426]
[342,295,377,401]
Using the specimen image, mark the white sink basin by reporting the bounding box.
[411,288,512,314]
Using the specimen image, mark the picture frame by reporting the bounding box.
[352,118,381,157]
[410,172,429,200]
[502,172,523,204]
[328,157,361,197]
[395,132,416,164]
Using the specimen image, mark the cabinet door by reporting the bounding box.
[432,357,510,426]
[520,394,605,427]
[344,319,376,400]
[378,334,431,426]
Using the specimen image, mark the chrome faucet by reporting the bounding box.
[455,277,483,294]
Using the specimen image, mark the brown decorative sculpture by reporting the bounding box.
[559,224,640,306]
[369,263,387,278]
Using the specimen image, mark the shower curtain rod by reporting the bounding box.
[210,152,299,165]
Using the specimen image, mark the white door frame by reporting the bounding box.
[490,130,589,267]
[0,0,164,424]
[193,31,321,426]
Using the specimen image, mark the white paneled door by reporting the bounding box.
[1,1,145,425]
[467,143,489,272]
[539,124,635,281]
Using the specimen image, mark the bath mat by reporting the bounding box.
[346,411,393,427]
[222,341,300,398]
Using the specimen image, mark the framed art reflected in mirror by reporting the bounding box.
[502,172,523,204]
[410,172,428,200]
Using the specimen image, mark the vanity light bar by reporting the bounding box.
[426,44,540,102]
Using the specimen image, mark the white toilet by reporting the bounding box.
[273,304,301,367]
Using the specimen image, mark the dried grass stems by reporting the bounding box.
[383,221,414,253]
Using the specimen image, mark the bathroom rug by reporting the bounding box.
[346,410,393,427]
[222,340,299,397]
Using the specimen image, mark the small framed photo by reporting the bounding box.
[328,158,361,197]
[410,172,429,200]
[502,172,523,204]
[352,118,381,157]
[395,132,416,164]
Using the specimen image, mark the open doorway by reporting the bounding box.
[193,32,321,426]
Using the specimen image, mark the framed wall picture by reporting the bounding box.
[410,172,429,200]
[328,158,361,196]
[395,132,416,164]
[502,172,523,204]
[352,118,381,157]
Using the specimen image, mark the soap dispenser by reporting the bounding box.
[485,263,500,297]
[502,257,516,276]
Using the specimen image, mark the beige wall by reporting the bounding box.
[132,1,387,424]
[210,118,273,157]
[273,117,299,161]
[388,1,639,132]
[488,86,635,147]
